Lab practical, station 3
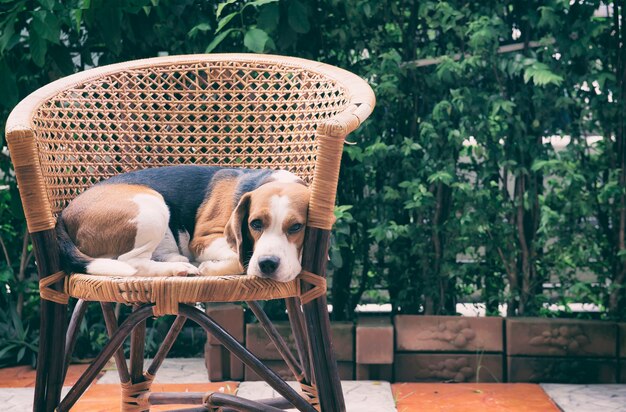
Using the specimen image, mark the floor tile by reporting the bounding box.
[0,387,70,411]
[0,364,92,388]
[541,384,626,412]
[97,358,208,384]
[73,382,238,411]
[237,380,397,412]
[392,383,560,412]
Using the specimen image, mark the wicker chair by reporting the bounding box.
[5,54,374,412]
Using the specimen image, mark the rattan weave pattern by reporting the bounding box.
[67,273,301,316]
[31,59,348,214]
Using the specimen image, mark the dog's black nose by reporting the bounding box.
[258,255,280,275]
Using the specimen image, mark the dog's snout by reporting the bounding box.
[258,255,280,275]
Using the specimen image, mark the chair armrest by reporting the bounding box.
[307,97,374,231]
[4,124,56,233]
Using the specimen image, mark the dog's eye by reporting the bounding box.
[288,223,304,234]
[249,219,263,231]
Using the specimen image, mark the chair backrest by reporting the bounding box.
[7,54,375,233]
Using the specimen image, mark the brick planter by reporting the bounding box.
[394,315,504,382]
[506,318,618,383]
[620,323,626,383]
[204,303,245,381]
[245,321,354,380]
[356,317,394,380]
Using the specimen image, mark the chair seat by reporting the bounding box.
[66,273,301,315]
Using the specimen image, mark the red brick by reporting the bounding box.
[205,303,244,345]
[246,321,353,361]
[506,318,617,357]
[204,342,224,381]
[245,361,354,381]
[394,353,503,382]
[355,364,392,381]
[618,323,626,358]
[356,317,393,364]
[507,356,617,383]
[395,315,503,352]
[229,352,244,380]
[205,341,244,381]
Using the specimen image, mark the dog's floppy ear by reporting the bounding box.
[225,193,254,269]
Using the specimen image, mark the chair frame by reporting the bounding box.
[5,54,374,412]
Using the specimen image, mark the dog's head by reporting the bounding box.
[225,181,309,282]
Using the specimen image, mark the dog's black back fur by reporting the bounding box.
[100,165,272,240]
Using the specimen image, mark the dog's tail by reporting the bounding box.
[56,216,137,277]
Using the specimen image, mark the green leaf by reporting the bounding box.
[70,9,82,32]
[188,22,211,38]
[243,28,269,53]
[243,0,279,10]
[216,12,237,33]
[0,344,15,361]
[523,62,563,86]
[0,17,16,54]
[216,0,237,18]
[287,0,310,34]
[0,60,17,108]
[31,11,60,44]
[427,171,454,185]
[29,34,47,67]
[50,45,75,75]
[38,0,55,10]
[257,3,279,31]
[205,28,235,53]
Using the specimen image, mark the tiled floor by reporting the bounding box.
[73,383,235,412]
[236,381,397,412]
[541,384,626,412]
[2,360,626,411]
[392,383,560,412]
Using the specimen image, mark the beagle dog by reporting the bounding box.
[56,166,310,282]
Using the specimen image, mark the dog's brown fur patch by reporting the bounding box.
[62,184,158,258]
[190,177,237,256]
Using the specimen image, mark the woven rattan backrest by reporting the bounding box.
[30,57,349,214]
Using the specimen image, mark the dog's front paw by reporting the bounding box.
[198,259,243,277]
[163,261,199,277]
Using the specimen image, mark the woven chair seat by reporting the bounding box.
[67,273,301,315]
[38,270,326,316]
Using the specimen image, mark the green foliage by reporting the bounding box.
[0,0,625,365]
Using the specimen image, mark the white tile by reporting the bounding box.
[237,381,397,412]
[0,387,70,412]
[541,384,626,412]
[97,358,208,384]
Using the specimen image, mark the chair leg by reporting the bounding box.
[63,299,88,384]
[302,295,345,412]
[59,305,155,411]
[300,227,346,412]
[31,229,68,412]
[128,306,149,412]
